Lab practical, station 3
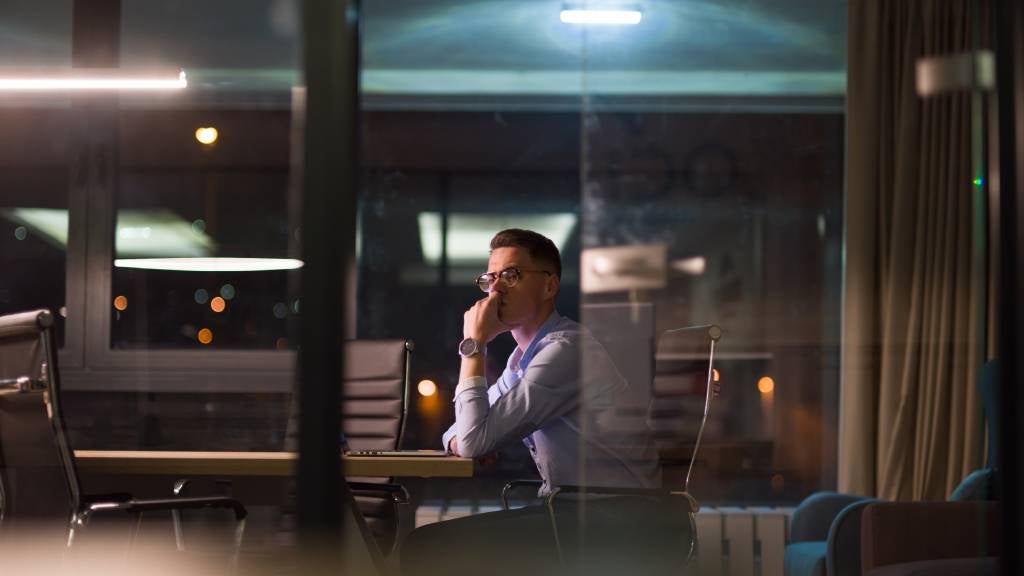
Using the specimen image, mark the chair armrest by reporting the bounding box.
[825,498,879,576]
[347,481,410,504]
[84,496,248,522]
[501,479,543,510]
[547,485,698,513]
[861,501,1000,573]
[790,491,873,542]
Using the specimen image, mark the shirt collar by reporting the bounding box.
[511,310,561,372]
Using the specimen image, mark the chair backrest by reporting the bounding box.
[285,339,412,452]
[340,340,412,451]
[0,309,79,530]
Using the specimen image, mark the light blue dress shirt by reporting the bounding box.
[442,311,662,496]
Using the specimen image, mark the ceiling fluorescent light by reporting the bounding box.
[114,257,303,272]
[0,69,187,91]
[418,212,577,265]
[560,7,642,25]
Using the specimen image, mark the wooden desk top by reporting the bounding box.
[74,450,473,478]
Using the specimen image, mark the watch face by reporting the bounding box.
[459,338,478,357]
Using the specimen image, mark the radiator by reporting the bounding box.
[694,507,792,576]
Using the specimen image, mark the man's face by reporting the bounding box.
[484,246,554,328]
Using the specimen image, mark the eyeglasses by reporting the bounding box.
[475,266,552,293]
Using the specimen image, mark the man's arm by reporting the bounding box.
[455,337,582,458]
[445,291,507,456]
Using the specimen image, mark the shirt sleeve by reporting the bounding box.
[440,375,486,453]
[454,335,583,458]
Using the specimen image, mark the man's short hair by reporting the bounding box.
[490,229,562,279]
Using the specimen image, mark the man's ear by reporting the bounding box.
[545,274,560,300]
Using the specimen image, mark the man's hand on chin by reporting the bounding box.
[464,291,510,344]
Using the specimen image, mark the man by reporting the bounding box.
[401,229,688,576]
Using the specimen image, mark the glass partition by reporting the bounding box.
[0,2,73,347]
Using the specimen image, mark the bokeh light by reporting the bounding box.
[195,126,218,145]
[417,379,438,397]
[210,296,226,313]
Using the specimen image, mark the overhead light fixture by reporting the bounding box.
[114,257,304,272]
[559,6,642,25]
[0,69,187,91]
[417,213,577,265]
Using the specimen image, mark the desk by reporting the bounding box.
[74,450,473,478]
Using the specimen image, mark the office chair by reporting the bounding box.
[501,323,722,573]
[173,339,415,559]
[0,309,247,565]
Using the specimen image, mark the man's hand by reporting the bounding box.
[448,437,498,466]
[463,291,509,344]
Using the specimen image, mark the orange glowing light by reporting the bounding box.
[712,368,720,382]
[113,295,128,311]
[197,328,213,345]
[757,376,775,394]
[417,379,438,397]
[195,126,218,145]
[210,296,226,313]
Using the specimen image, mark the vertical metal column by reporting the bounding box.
[995,1,1023,574]
[298,0,360,558]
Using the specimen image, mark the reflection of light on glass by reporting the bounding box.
[114,257,304,272]
[210,296,226,313]
[560,8,642,25]
[118,226,152,239]
[417,379,438,397]
[670,256,706,275]
[5,207,215,258]
[195,126,218,145]
[59,306,67,318]
[0,69,187,91]
[194,289,209,305]
[197,328,213,345]
[113,295,128,311]
[14,226,27,240]
[418,212,576,265]
[191,219,206,234]
[273,303,288,319]
[292,299,301,314]
[712,368,720,382]
[758,376,775,394]
[220,284,236,300]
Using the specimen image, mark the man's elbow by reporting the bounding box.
[456,434,488,458]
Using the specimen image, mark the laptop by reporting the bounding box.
[345,449,449,457]
[339,432,449,457]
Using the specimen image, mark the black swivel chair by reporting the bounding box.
[0,309,248,564]
[279,339,415,557]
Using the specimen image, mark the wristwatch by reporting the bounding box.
[458,337,483,358]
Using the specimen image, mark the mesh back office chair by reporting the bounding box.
[501,321,722,572]
[0,309,248,563]
[282,339,414,556]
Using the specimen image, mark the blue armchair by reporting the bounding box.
[785,361,999,576]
